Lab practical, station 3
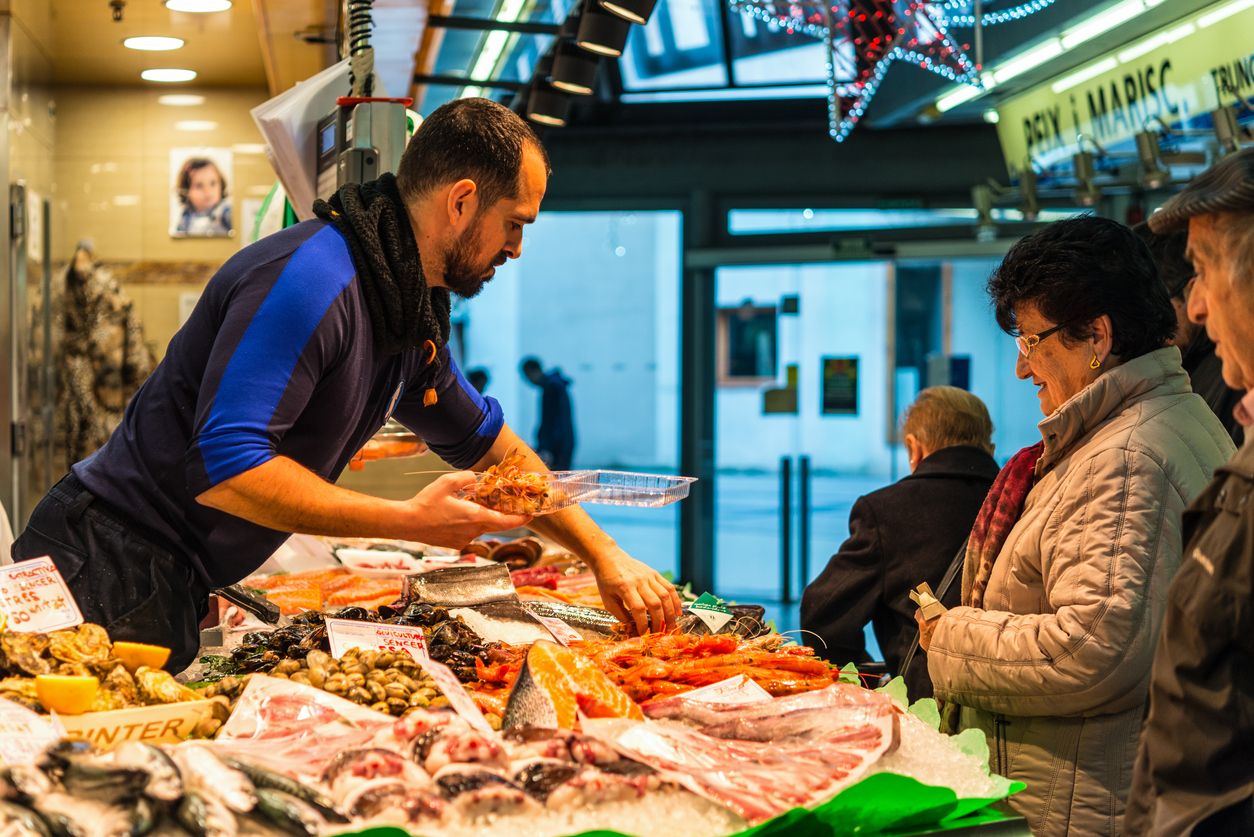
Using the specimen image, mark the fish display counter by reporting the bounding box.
[0,555,1029,836]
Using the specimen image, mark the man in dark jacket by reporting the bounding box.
[801,386,998,700]
[1126,148,1254,835]
[521,357,576,470]
[1135,222,1244,445]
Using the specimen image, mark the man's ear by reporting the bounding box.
[446,179,479,231]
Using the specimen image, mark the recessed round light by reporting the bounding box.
[158,94,205,106]
[124,36,185,51]
[175,120,218,131]
[141,68,197,83]
[165,0,232,12]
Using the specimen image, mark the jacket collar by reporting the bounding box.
[1220,435,1254,480]
[1036,346,1190,471]
[908,445,1000,481]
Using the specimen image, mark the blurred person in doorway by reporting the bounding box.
[1135,221,1243,445]
[801,386,998,700]
[521,356,576,470]
[1126,148,1254,837]
[918,216,1232,836]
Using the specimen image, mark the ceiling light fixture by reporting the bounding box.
[141,68,197,82]
[1073,150,1102,207]
[123,36,185,51]
[1212,106,1243,155]
[526,82,572,127]
[1135,131,1169,189]
[1060,0,1145,50]
[550,40,600,95]
[164,0,232,12]
[157,94,205,106]
[1051,58,1118,95]
[1198,0,1254,29]
[175,120,218,131]
[1019,166,1040,222]
[597,0,658,25]
[576,3,632,57]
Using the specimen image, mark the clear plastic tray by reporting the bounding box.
[460,469,695,515]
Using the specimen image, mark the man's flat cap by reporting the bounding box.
[1150,147,1254,233]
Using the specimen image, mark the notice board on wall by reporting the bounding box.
[822,357,859,415]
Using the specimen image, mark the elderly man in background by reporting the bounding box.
[802,386,999,700]
[1126,148,1254,835]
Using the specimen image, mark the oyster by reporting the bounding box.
[48,624,116,672]
[0,633,51,676]
[135,667,199,704]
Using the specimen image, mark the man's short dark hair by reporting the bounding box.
[520,357,543,375]
[987,215,1176,359]
[1133,221,1193,298]
[396,98,550,211]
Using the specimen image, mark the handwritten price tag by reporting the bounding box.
[533,614,583,647]
[325,618,430,661]
[0,557,84,633]
[417,657,494,735]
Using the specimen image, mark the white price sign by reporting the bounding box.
[417,657,495,735]
[533,614,583,647]
[325,618,430,661]
[0,557,84,633]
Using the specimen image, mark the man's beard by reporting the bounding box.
[442,223,501,299]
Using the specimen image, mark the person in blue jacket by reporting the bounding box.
[521,357,576,471]
[12,99,679,669]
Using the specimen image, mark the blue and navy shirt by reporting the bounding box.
[74,221,504,587]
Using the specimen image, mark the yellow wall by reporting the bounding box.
[52,85,273,263]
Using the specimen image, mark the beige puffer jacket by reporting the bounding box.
[927,347,1234,836]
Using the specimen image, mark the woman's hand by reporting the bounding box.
[915,609,939,652]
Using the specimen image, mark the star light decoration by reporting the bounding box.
[729,1,1054,142]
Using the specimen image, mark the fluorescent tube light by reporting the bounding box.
[1052,57,1119,93]
[1060,0,1145,50]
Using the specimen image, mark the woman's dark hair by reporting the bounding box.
[176,157,227,207]
[987,215,1176,359]
[396,98,550,210]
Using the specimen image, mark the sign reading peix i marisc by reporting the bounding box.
[995,1,1254,174]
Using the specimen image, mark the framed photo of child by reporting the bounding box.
[169,148,233,238]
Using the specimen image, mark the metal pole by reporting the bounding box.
[799,454,811,591]
[780,456,793,604]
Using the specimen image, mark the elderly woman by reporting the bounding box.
[920,216,1234,835]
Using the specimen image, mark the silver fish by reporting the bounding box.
[0,765,54,801]
[177,791,237,837]
[0,800,51,837]
[521,602,620,637]
[111,743,182,802]
[30,793,139,837]
[253,789,322,837]
[405,564,515,606]
[175,747,256,814]
[222,758,346,823]
[500,654,560,730]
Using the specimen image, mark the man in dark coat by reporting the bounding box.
[801,386,998,700]
[1135,222,1244,445]
[1126,148,1254,835]
[521,356,576,470]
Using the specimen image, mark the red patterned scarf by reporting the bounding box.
[962,442,1045,608]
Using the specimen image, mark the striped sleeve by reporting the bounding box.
[188,225,356,490]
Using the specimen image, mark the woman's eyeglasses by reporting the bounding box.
[1016,322,1069,358]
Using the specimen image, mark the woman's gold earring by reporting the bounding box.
[1090,353,1102,370]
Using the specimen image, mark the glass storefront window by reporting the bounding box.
[728,207,1084,234]
[458,210,683,577]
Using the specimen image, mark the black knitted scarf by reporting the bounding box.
[313,174,450,358]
